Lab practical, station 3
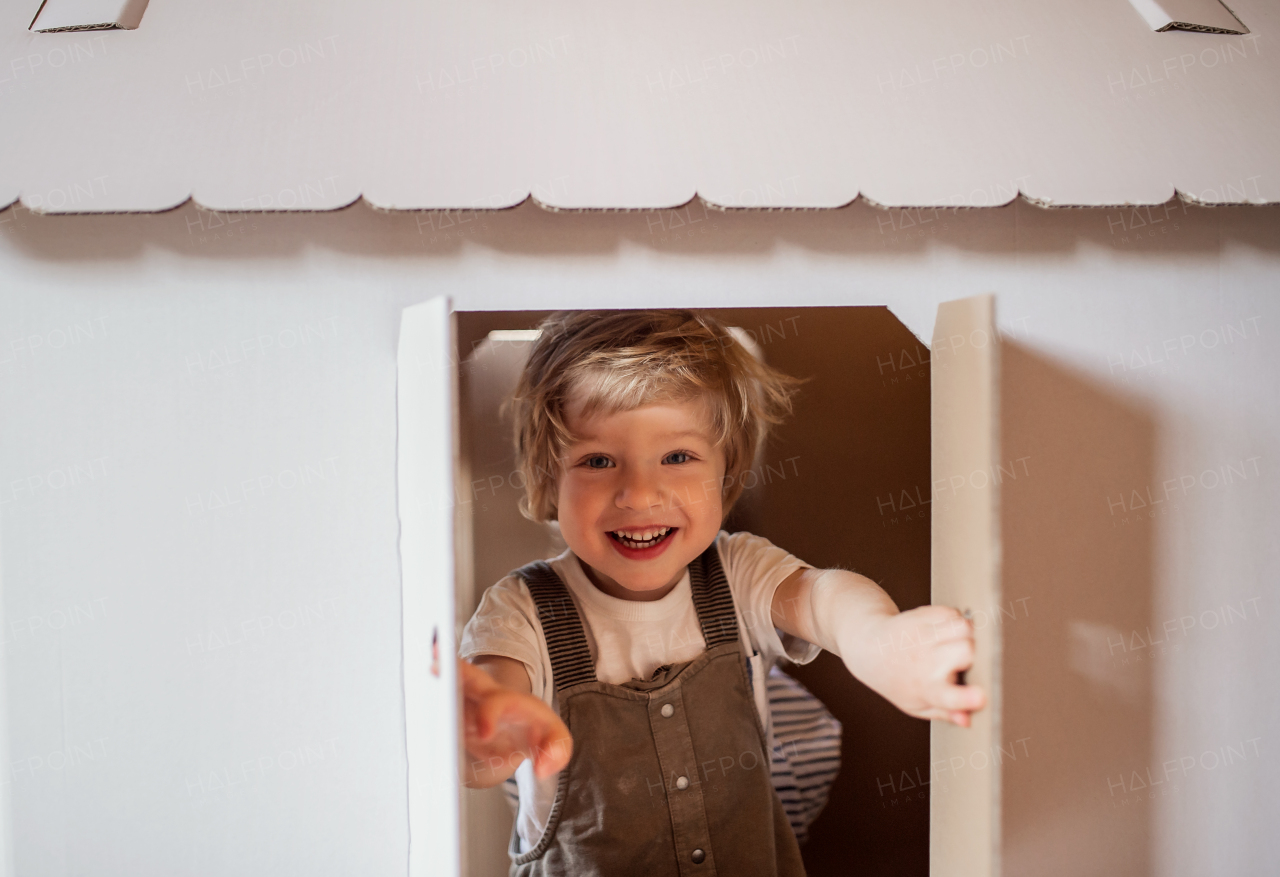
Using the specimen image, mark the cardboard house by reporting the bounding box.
[1,1,1276,876]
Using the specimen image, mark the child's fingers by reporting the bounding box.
[911,705,954,723]
[460,659,574,778]
[462,661,532,738]
[518,694,572,778]
[474,687,535,741]
[934,680,986,713]
[530,720,574,779]
[913,703,977,726]
[931,639,975,679]
[469,688,571,768]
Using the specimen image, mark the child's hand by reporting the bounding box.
[774,568,986,728]
[461,658,573,788]
[855,606,986,727]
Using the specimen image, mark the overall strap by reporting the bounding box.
[689,541,742,648]
[513,560,597,692]
[514,544,741,693]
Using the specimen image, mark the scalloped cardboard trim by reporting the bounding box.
[3,189,1275,219]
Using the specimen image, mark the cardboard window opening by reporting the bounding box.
[399,301,955,876]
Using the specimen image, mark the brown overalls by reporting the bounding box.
[508,543,807,877]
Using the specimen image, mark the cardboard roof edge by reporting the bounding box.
[2,189,1276,217]
[6,2,1275,216]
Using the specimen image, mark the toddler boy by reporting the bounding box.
[460,310,984,876]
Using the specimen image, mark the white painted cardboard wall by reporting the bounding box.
[2,0,1277,871]
[0,200,1275,876]
[2,0,1278,210]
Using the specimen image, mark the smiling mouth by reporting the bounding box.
[608,527,677,550]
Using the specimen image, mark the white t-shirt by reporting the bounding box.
[459,529,820,855]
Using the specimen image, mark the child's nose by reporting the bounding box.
[615,467,665,513]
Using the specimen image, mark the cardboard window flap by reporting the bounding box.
[930,294,1002,877]
[30,0,149,32]
[1127,0,1248,33]
[396,296,463,877]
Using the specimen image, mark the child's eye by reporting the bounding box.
[583,455,614,469]
[664,451,691,465]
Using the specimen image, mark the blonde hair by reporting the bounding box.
[507,310,805,522]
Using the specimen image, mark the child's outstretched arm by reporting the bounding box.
[460,656,573,788]
[771,568,986,727]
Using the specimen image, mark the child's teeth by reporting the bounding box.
[615,527,670,545]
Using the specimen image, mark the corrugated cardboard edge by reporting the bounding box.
[1,188,1276,217]
[32,22,129,32]
[30,0,150,32]
[1126,0,1248,34]
[1158,20,1248,33]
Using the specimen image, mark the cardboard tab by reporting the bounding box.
[1127,0,1247,34]
[30,0,149,32]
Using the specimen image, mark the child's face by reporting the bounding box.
[556,393,726,600]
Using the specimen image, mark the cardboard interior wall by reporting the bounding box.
[2,0,1278,210]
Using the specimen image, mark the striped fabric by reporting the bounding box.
[518,561,597,691]
[499,663,843,847]
[687,544,741,648]
[766,664,842,846]
[501,773,520,817]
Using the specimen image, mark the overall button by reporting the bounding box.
[675,775,689,790]
[660,703,674,718]
[691,849,706,864]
